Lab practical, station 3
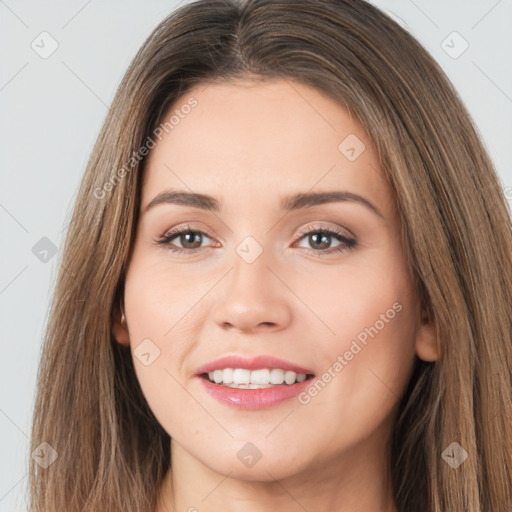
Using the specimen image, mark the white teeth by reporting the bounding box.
[250,369,270,384]
[224,383,274,389]
[284,371,296,385]
[205,368,309,386]
[270,369,285,384]
[233,368,251,384]
[222,368,234,384]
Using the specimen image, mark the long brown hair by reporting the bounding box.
[28,0,512,510]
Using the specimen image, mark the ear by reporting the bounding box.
[414,305,440,362]
[112,304,130,346]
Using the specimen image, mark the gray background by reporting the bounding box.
[1,1,511,510]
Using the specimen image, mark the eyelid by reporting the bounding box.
[160,222,215,240]
[158,221,351,243]
[294,221,354,239]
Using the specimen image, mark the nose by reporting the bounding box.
[212,247,292,334]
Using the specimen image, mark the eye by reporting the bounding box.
[293,225,357,257]
[154,223,357,257]
[155,224,215,254]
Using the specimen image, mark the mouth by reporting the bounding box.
[200,368,315,389]
[195,355,316,409]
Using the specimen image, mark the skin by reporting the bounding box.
[112,78,439,512]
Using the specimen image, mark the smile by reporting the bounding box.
[203,368,310,388]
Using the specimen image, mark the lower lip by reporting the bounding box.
[198,375,315,410]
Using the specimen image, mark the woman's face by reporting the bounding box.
[113,79,437,481]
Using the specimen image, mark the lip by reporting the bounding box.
[195,355,314,375]
[198,376,315,410]
[195,355,316,410]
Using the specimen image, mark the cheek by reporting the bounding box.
[299,296,417,452]
[124,256,200,338]
[295,250,412,350]
[302,251,418,410]
[122,306,202,441]
[122,259,199,414]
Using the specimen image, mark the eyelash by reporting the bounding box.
[154,224,357,257]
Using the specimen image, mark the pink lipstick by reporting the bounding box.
[196,355,315,410]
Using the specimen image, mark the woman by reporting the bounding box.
[29,0,512,511]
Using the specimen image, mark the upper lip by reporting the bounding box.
[195,355,315,376]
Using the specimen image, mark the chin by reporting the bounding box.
[196,444,313,481]
[211,460,302,482]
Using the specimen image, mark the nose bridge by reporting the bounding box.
[228,235,275,299]
[212,234,292,332]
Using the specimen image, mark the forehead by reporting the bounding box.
[142,79,394,217]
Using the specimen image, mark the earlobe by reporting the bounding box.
[415,307,440,362]
[112,305,130,346]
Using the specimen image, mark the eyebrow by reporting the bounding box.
[144,189,384,218]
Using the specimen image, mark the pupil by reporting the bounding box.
[311,233,329,249]
[182,232,201,248]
